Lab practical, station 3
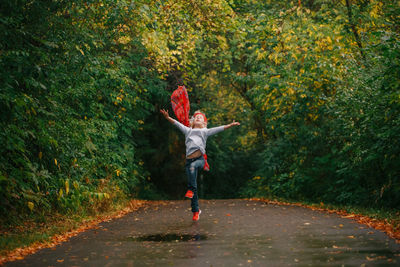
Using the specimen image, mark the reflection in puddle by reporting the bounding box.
[126,233,207,242]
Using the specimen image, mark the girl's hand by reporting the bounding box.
[230,120,240,127]
[224,120,240,130]
[160,109,170,119]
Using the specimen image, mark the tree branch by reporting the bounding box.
[345,0,366,60]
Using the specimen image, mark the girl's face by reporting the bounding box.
[193,114,206,128]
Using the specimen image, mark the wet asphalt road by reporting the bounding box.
[5,199,400,266]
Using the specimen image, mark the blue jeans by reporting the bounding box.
[185,156,205,212]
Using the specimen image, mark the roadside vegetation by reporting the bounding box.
[1,0,399,257]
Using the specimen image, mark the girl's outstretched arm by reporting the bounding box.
[206,120,240,137]
[160,109,175,124]
[160,109,190,134]
[224,120,240,130]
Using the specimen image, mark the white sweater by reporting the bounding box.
[172,119,225,156]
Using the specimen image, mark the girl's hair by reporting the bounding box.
[190,110,207,128]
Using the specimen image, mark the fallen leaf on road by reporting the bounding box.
[226,213,232,216]
[347,235,355,239]
[328,251,343,254]
[57,259,64,263]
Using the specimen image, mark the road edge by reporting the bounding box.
[0,199,147,265]
[250,198,400,243]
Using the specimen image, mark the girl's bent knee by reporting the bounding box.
[189,163,196,173]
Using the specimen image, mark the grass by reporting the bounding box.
[1,213,88,256]
[0,198,146,263]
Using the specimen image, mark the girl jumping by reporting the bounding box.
[160,109,240,221]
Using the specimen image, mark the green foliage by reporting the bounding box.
[0,0,166,222]
[238,0,400,208]
[1,0,399,226]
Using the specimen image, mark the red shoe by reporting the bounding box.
[185,190,194,199]
[192,210,201,221]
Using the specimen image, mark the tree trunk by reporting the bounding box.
[230,82,266,143]
[345,0,366,60]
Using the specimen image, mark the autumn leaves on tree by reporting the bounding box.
[0,0,399,226]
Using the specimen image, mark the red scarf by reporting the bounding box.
[171,86,210,171]
[171,86,190,127]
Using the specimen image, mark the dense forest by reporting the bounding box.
[1,0,399,224]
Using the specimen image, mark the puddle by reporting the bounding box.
[126,233,208,242]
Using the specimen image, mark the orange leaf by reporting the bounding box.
[366,256,375,261]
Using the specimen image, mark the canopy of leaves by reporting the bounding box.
[1,0,399,224]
